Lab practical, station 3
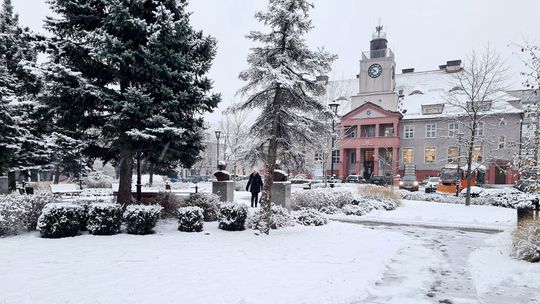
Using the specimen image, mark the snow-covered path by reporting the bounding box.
[352,224,539,304]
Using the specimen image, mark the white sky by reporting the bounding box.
[12,0,540,125]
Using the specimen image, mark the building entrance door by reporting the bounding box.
[363,149,374,180]
[495,166,507,184]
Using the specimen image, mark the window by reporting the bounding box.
[422,104,444,115]
[498,136,506,149]
[379,124,394,137]
[403,148,413,164]
[404,125,414,139]
[425,147,436,163]
[314,152,323,162]
[360,125,376,138]
[447,147,458,163]
[472,146,483,162]
[448,122,458,137]
[410,90,424,95]
[449,86,463,92]
[499,118,506,126]
[425,124,437,138]
[332,150,340,163]
[345,126,357,138]
[474,122,484,137]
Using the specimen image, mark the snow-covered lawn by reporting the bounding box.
[0,221,407,304]
[331,199,516,232]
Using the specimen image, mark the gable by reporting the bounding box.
[343,102,401,120]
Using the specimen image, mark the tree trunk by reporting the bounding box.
[53,165,60,184]
[149,164,154,186]
[465,120,477,206]
[258,88,281,235]
[118,149,134,204]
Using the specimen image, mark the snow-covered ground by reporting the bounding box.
[331,199,516,232]
[0,221,407,304]
[2,185,538,304]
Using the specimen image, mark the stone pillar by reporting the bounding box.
[374,148,379,176]
[355,148,361,176]
[212,181,234,202]
[392,147,399,175]
[0,176,8,194]
[272,181,292,210]
[340,148,346,181]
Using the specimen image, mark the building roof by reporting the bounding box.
[326,69,523,120]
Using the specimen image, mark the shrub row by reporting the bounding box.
[0,194,57,236]
[37,201,163,238]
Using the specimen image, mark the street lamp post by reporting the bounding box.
[328,97,346,187]
[456,132,464,197]
[215,129,222,168]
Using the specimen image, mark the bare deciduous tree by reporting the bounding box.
[445,46,509,205]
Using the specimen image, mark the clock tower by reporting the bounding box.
[351,25,399,111]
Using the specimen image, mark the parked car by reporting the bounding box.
[370,175,386,186]
[399,175,419,191]
[346,175,366,183]
[424,177,441,193]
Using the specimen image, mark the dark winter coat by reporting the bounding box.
[246,173,263,193]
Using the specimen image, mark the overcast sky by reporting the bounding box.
[11,0,540,125]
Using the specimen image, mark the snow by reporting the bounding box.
[469,230,540,302]
[331,199,516,232]
[0,221,407,304]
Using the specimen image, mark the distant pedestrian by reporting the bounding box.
[246,169,264,208]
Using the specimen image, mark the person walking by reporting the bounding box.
[246,169,263,208]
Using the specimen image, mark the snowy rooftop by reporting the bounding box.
[325,69,523,120]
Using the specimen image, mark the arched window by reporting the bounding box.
[409,90,423,95]
[449,86,463,92]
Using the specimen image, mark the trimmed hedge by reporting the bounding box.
[124,205,162,235]
[180,193,220,221]
[178,206,204,232]
[218,203,248,231]
[87,203,123,235]
[37,203,84,238]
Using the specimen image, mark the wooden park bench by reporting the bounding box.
[50,184,83,198]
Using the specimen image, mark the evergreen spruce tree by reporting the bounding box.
[236,0,336,234]
[0,0,48,173]
[45,0,220,203]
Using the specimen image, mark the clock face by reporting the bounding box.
[368,63,382,78]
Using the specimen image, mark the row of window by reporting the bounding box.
[402,146,485,164]
[403,122,486,139]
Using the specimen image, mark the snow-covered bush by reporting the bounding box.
[180,193,220,221]
[71,198,113,231]
[80,188,113,197]
[247,204,295,231]
[218,203,248,231]
[177,206,204,232]
[291,188,354,210]
[37,203,84,238]
[342,203,373,216]
[151,193,182,218]
[123,205,162,235]
[319,205,339,215]
[357,185,400,210]
[84,171,114,188]
[0,194,57,236]
[295,208,328,226]
[87,203,123,235]
[512,220,540,263]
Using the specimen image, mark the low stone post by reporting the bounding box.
[0,176,8,194]
[271,169,291,210]
[212,161,234,202]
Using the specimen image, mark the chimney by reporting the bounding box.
[444,60,462,73]
[402,68,415,74]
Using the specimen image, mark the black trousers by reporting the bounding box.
[251,192,259,207]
